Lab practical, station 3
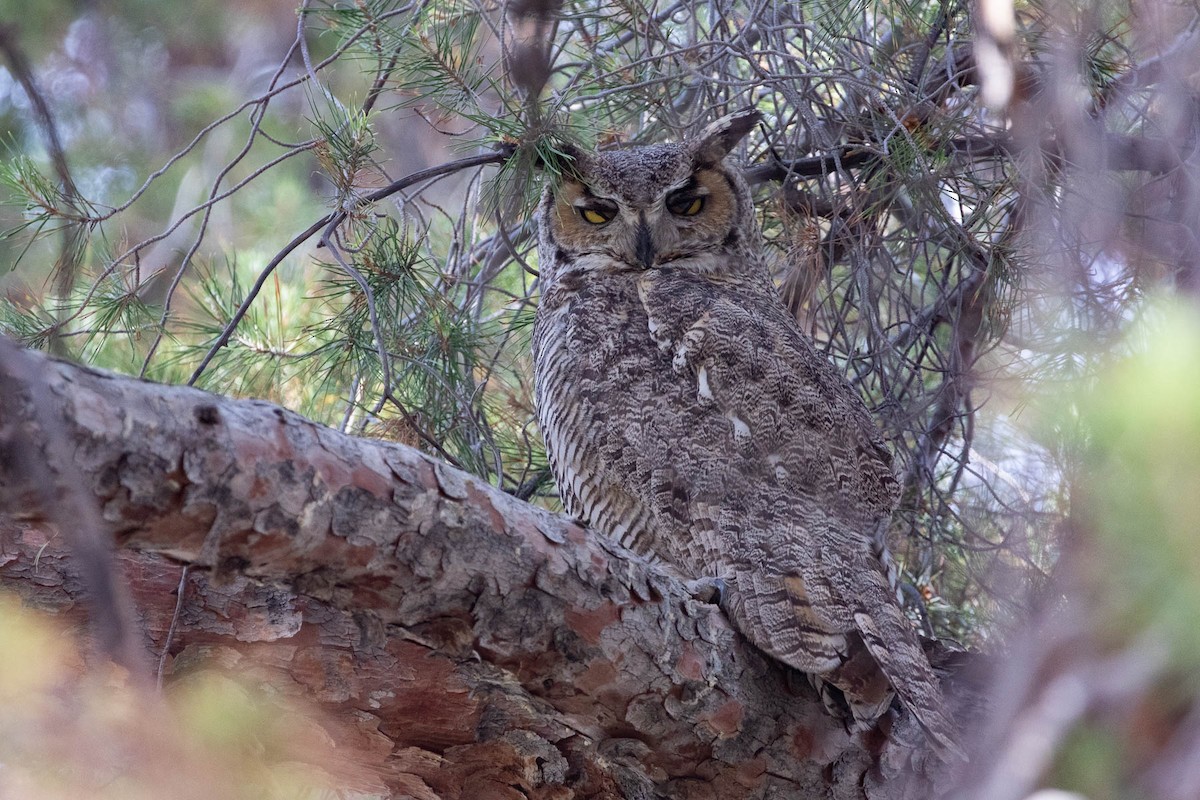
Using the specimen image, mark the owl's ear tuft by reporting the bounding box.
[695,109,762,164]
[533,140,584,171]
[533,140,591,188]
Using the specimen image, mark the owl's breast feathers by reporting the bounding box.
[532,273,669,555]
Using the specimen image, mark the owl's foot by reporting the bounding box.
[811,676,856,727]
[685,576,727,607]
[779,672,853,727]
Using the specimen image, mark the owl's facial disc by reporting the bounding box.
[550,165,739,273]
[644,168,738,270]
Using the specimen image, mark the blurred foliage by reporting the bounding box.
[1076,302,1200,671]
[964,301,1200,800]
[0,595,353,799]
[0,0,1195,649]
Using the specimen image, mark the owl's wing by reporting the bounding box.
[675,493,963,758]
[639,274,960,757]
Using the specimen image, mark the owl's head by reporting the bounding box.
[538,110,762,283]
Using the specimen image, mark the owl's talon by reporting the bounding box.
[686,576,726,606]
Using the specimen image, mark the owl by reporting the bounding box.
[531,110,961,759]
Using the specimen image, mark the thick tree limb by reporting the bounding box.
[0,347,976,798]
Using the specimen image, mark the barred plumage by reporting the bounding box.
[531,110,962,759]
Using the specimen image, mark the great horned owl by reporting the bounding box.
[531,110,960,758]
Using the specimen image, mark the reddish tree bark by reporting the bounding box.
[0,348,976,799]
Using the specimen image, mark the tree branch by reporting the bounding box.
[0,345,978,799]
[0,24,87,299]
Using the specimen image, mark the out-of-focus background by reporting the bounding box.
[3,0,1200,796]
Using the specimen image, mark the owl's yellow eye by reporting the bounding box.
[580,207,613,225]
[667,194,705,217]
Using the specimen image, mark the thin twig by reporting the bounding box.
[0,24,87,300]
[156,565,190,692]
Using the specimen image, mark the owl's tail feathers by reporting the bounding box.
[853,606,968,762]
[724,569,967,760]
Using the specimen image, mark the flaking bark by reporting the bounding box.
[0,348,976,798]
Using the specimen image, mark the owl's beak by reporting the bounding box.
[635,213,655,269]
